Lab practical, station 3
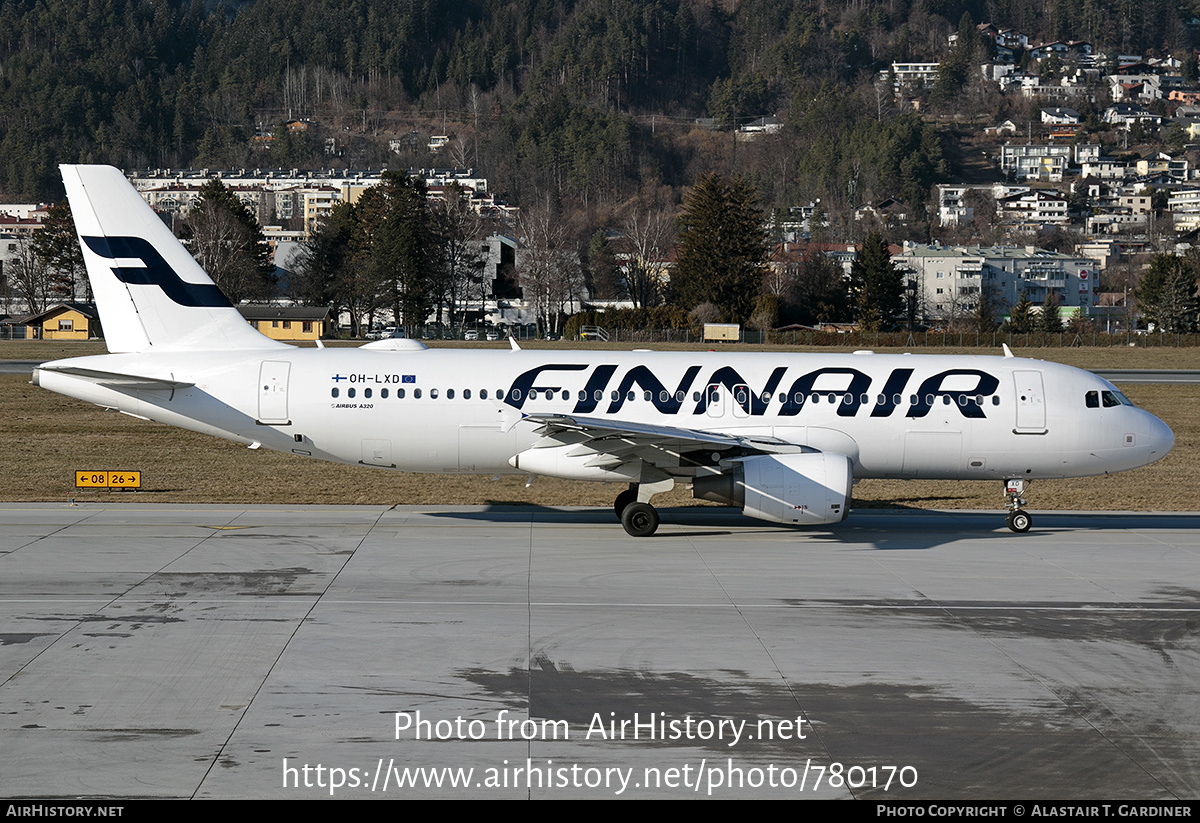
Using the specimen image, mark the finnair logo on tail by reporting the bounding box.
[82,235,232,309]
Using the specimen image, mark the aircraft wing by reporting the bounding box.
[520,412,808,470]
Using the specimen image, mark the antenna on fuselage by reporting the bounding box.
[509,337,522,351]
[1002,343,1015,358]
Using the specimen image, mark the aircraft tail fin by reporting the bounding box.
[60,165,285,353]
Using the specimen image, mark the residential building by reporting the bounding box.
[1000,143,1072,181]
[996,190,1069,227]
[892,244,1100,322]
[238,306,329,341]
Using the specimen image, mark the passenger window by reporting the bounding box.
[480,389,488,400]
[348,388,356,398]
[431,388,439,399]
[463,389,471,399]
[447,389,455,399]
[382,388,388,399]
[331,388,339,398]
[1086,391,1099,408]
[397,388,405,399]
[364,388,372,398]
[414,388,422,399]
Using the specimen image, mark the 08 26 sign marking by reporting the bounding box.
[75,471,141,489]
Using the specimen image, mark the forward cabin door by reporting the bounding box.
[1013,370,1047,433]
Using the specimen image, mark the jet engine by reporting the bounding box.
[692,453,852,526]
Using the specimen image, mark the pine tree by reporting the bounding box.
[30,201,85,302]
[671,172,768,324]
[850,233,903,332]
[1008,293,1035,333]
[1037,292,1064,333]
[1137,254,1200,332]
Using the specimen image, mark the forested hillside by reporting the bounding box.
[1,0,1197,210]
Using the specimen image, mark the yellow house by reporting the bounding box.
[18,303,101,340]
[237,306,330,341]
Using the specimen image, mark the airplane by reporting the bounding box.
[32,165,1175,537]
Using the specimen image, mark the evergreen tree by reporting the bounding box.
[369,172,437,332]
[183,178,275,302]
[1009,293,1035,333]
[974,289,997,333]
[671,172,768,323]
[30,202,85,302]
[586,230,621,301]
[1136,254,1200,332]
[849,233,903,332]
[788,250,851,325]
[293,204,360,335]
[1037,292,1064,333]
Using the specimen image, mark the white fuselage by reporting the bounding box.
[34,347,1174,484]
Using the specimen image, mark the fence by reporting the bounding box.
[580,329,1200,348]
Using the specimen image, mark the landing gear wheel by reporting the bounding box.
[1006,510,1032,533]
[614,488,637,521]
[621,502,659,537]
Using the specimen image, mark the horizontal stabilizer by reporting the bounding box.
[33,365,193,392]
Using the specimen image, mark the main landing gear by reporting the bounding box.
[613,479,674,537]
[1004,479,1032,533]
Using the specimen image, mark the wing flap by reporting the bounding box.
[521,413,809,457]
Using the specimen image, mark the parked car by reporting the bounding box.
[464,330,479,340]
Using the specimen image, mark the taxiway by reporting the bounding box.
[1,504,1198,799]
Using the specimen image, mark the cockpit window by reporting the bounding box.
[1102,390,1132,408]
[1085,390,1099,408]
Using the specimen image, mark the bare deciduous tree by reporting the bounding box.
[622,205,673,308]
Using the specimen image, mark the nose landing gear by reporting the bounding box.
[1004,479,1032,532]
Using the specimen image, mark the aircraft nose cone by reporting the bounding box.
[1147,413,1175,459]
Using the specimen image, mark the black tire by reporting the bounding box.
[621,502,659,537]
[614,489,637,520]
[1007,510,1032,533]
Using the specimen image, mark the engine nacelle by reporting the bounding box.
[692,453,852,525]
[508,443,641,482]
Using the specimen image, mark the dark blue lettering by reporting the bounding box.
[906,369,999,419]
[606,365,702,414]
[693,366,787,416]
[571,365,618,413]
[870,369,914,417]
[779,368,872,417]
[505,364,588,408]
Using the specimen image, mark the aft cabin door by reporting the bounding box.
[257,361,291,424]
